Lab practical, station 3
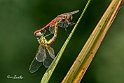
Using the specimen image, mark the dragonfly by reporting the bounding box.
[29,23,58,73]
[34,10,79,36]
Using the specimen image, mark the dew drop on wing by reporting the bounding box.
[29,58,42,73]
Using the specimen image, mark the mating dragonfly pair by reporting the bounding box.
[29,10,79,73]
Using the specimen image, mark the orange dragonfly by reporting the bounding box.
[29,23,58,73]
[34,10,79,36]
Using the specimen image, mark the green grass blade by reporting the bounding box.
[40,0,91,83]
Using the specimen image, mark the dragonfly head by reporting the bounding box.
[58,14,72,21]
[62,10,79,21]
[34,29,44,36]
[34,31,44,38]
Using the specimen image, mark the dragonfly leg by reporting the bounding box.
[44,33,52,38]
[69,22,75,25]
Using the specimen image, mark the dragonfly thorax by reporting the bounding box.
[38,36,48,46]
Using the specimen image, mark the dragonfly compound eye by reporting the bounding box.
[69,15,72,21]
[36,32,43,37]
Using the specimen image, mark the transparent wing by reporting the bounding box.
[46,46,55,59]
[36,45,46,62]
[43,46,55,68]
[43,54,53,68]
[29,58,42,73]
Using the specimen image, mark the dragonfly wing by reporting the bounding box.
[43,46,55,68]
[36,45,46,62]
[46,46,55,59]
[43,54,53,68]
[29,58,42,73]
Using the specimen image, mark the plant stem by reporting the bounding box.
[62,0,123,83]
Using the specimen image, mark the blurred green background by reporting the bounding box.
[0,0,124,83]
